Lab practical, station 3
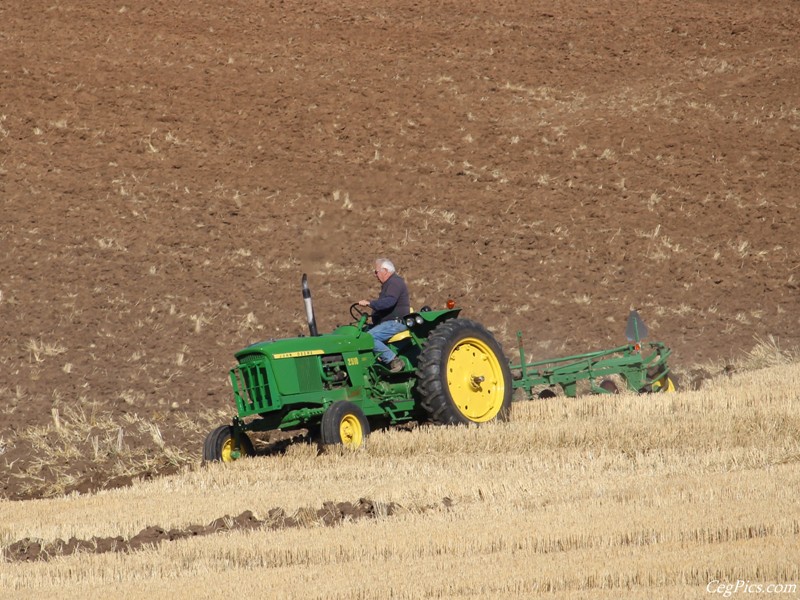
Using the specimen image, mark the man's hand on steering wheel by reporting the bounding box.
[350,302,371,322]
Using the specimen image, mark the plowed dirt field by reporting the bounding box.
[1,0,798,499]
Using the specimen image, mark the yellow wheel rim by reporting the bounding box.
[652,376,676,393]
[220,435,248,462]
[446,337,505,422]
[221,437,235,462]
[339,414,363,448]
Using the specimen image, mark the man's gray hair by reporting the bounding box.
[376,258,396,273]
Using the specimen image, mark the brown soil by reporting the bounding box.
[3,497,430,562]
[1,1,798,500]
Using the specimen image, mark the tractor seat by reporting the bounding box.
[388,330,411,344]
[387,308,415,344]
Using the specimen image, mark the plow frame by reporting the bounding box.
[511,332,673,399]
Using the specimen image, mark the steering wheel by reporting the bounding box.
[350,302,371,325]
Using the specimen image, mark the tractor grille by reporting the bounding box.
[237,353,263,365]
[230,359,273,416]
[295,356,322,391]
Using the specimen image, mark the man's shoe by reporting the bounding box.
[388,358,405,373]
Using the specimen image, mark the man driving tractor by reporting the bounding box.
[358,257,410,373]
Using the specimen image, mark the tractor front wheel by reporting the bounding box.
[320,401,370,448]
[416,318,512,425]
[203,425,254,462]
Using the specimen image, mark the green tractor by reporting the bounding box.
[202,275,512,461]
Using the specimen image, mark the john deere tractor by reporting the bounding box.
[202,275,512,461]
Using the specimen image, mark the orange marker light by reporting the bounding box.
[446,299,456,309]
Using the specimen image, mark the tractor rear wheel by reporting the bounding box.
[416,318,512,425]
[203,425,254,462]
[320,401,370,448]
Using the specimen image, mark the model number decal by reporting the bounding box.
[346,357,359,366]
[273,350,324,359]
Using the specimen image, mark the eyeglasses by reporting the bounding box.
[374,268,384,275]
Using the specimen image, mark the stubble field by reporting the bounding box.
[2,359,800,597]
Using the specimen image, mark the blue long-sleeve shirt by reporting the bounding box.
[370,273,410,324]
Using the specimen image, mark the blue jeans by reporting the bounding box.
[368,320,407,363]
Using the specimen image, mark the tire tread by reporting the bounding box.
[416,318,512,426]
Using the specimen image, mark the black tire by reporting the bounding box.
[320,401,370,448]
[416,318,512,425]
[203,425,254,462]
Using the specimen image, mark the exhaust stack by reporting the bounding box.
[301,274,319,337]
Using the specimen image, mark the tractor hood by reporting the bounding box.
[235,324,372,361]
[234,308,461,361]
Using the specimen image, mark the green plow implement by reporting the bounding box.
[511,310,675,398]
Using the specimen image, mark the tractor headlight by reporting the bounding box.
[415,315,424,325]
[404,317,415,328]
